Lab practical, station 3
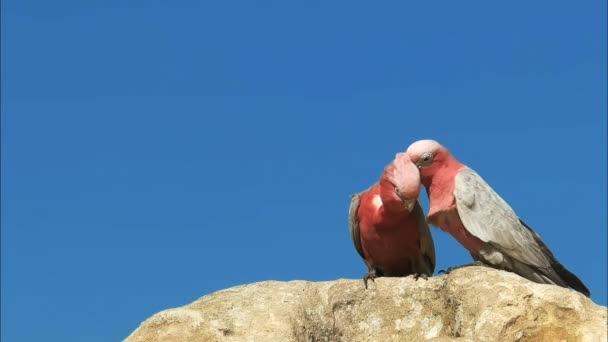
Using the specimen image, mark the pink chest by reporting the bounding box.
[428,204,484,254]
[358,213,421,260]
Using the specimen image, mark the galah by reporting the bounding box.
[349,152,436,288]
[406,139,590,296]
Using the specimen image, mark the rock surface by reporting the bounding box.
[124,267,607,342]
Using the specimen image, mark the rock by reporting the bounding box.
[124,267,607,342]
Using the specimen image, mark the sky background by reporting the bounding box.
[2,1,606,341]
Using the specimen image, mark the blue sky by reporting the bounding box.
[2,1,606,341]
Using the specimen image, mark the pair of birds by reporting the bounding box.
[348,139,590,297]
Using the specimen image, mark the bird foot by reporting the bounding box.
[438,261,485,275]
[411,273,428,281]
[363,270,378,289]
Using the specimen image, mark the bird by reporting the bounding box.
[406,139,590,296]
[349,152,435,288]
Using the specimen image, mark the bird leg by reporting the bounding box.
[362,269,379,289]
[438,261,485,275]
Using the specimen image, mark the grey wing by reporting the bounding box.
[348,193,366,261]
[453,168,550,269]
[519,219,590,296]
[412,201,436,275]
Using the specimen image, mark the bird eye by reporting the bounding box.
[419,152,434,165]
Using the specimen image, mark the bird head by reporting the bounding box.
[381,152,421,212]
[406,139,452,184]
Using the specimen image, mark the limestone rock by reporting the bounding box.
[124,267,607,342]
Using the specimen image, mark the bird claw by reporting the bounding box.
[363,270,378,289]
[438,268,453,275]
[438,261,485,275]
[412,273,428,281]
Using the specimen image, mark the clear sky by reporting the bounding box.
[2,1,606,341]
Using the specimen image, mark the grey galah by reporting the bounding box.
[406,139,590,297]
[349,152,435,288]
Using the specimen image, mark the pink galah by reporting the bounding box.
[349,152,435,288]
[406,139,589,297]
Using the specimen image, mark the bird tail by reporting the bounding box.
[549,258,590,297]
[519,219,590,297]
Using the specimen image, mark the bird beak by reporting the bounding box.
[403,199,416,212]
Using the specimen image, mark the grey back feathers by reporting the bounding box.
[454,169,550,268]
[412,201,436,275]
[348,192,366,263]
[454,168,590,297]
